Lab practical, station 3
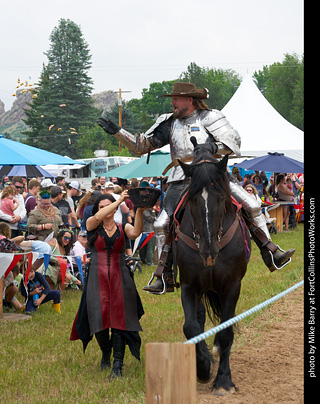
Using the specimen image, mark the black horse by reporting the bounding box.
[172,138,251,395]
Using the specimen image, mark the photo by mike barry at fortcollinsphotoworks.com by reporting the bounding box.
[305,197,317,386]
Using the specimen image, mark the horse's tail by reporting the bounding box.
[203,290,222,325]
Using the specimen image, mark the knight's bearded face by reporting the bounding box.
[171,96,193,119]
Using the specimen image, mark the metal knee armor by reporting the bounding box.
[229,180,271,239]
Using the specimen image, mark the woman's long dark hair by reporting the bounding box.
[88,194,117,247]
[57,229,74,256]
[92,194,116,215]
[276,173,285,186]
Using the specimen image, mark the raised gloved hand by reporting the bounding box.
[97,117,121,135]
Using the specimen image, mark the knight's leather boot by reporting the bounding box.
[143,271,174,293]
[143,253,174,293]
[261,247,296,272]
[247,220,295,272]
[143,276,164,293]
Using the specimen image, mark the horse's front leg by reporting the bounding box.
[181,284,213,383]
[211,281,241,395]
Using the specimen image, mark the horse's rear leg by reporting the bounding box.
[211,282,241,395]
[181,284,213,383]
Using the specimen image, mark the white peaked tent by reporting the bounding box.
[221,74,304,162]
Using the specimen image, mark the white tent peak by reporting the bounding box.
[221,74,303,162]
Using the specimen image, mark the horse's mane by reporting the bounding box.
[186,151,233,213]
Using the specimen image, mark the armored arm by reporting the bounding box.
[97,117,150,156]
[202,110,241,157]
[97,113,173,157]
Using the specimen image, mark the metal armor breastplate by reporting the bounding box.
[168,110,210,182]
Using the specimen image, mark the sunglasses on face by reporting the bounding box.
[247,189,253,192]
[63,236,72,241]
[14,185,23,189]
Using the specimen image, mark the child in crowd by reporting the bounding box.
[20,268,61,314]
[0,186,19,219]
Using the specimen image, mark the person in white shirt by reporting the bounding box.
[67,181,81,230]
[71,230,89,266]
[104,182,129,223]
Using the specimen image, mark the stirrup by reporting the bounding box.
[145,273,166,295]
[268,245,292,271]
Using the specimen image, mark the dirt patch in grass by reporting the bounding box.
[197,286,304,404]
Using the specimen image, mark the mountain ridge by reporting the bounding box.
[0,90,118,140]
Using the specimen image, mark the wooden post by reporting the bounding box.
[118,88,122,127]
[118,88,122,152]
[268,203,283,233]
[145,342,197,404]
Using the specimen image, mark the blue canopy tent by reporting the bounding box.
[0,135,84,166]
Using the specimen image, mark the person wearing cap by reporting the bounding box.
[71,230,89,267]
[67,181,82,230]
[104,181,115,193]
[98,82,295,293]
[104,182,130,224]
[41,178,55,188]
[51,186,72,227]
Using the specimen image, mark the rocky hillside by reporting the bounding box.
[0,90,32,125]
[92,90,118,112]
[0,90,118,140]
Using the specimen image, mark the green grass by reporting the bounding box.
[0,224,304,404]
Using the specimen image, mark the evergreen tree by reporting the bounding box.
[23,19,99,157]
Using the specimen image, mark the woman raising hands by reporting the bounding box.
[71,191,148,379]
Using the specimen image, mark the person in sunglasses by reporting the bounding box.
[39,228,81,291]
[244,184,261,201]
[27,188,63,241]
[0,176,27,238]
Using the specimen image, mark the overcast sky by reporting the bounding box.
[1,0,303,112]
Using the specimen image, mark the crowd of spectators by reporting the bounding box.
[232,167,304,230]
[1,174,165,314]
[1,169,304,314]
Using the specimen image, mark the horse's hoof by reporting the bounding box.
[212,386,236,396]
[197,376,211,384]
[197,362,214,384]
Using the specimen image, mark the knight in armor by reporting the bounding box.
[97,82,295,293]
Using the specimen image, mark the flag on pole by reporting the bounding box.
[139,232,155,249]
[57,256,67,286]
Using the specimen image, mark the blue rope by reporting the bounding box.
[185,280,304,345]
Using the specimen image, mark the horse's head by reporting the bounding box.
[178,137,231,267]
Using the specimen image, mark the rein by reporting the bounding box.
[173,194,244,252]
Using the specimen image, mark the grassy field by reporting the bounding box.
[0,224,304,404]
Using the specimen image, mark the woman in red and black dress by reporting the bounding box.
[70,191,147,378]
